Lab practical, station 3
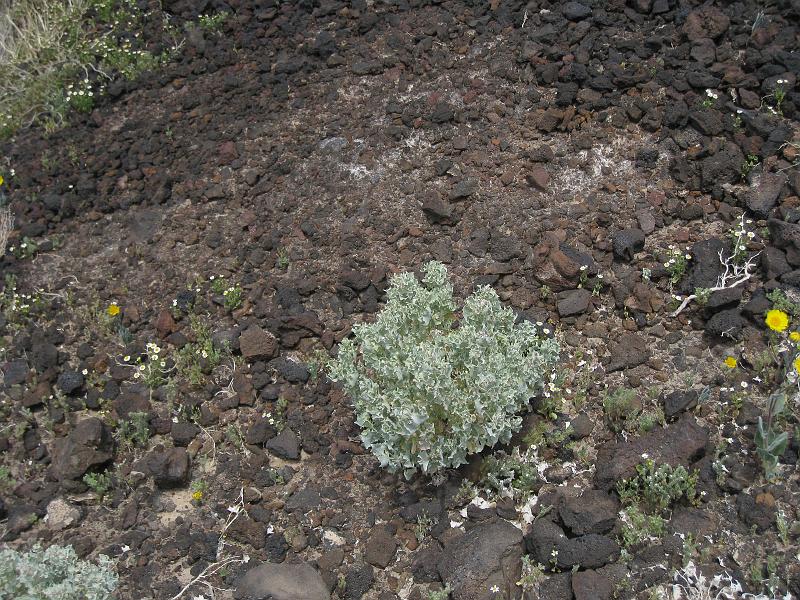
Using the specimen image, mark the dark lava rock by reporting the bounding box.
[525,520,618,570]
[285,487,321,513]
[3,360,28,386]
[611,228,645,261]
[688,109,724,136]
[422,193,458,226]
[605,333,650,372]
[438,520,523,599]
[557,289,592,317]
[344,563,374,600]
[683,5,730,41]
[246,419,277,445]
[270,357,310,384]
[705,309,746,339]
[450,178,478,201]
[264,532,289,562]
[412,546,443,583]
[705,287,743,312]
[662,390,699,420]
[769,219,800,266]
[234,562,329,600]
[541,572,573,600]
[170,422,199,447]
[239,326,278,361]
[736,492,776,533]
[700,142,744,191]
[746,172,786,219]
[141,447,190,488]
[686,238,726,290]
[594,416,708,491]
[266,428,300,460]
[430,102,455,124]
[50,418,113,482]
[762,248,792,280]
[562,1,591,20]
[57,371,85,395]
[363,527,398,568]
[559,490,619,535]
[573,569,614,600]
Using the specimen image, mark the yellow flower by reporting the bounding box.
[0,175,4,186]
[790,331,800,342]
[795,357,800,375]
[724,356,737,368]
[765,309,789,332]
[107,303,120,316]
[191,490,203,501]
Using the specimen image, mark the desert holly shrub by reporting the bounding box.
[0,543,117,600]
[328,261,559,478]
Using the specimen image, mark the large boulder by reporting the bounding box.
[594,416,708,491]
[438,520,524,599]
[234,562,329,600]
[50,418,113,482]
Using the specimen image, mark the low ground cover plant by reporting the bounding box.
[0,543,117,599]
[328,261,559,478]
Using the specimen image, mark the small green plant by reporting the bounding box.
[617,459,698,515]
[83,470,113,499]
[664,245,691,291]
[539,284,551,300]
[327,261,559,478]
[119,343,173,390]
[754,391,788,481]
[336,573,347,595]
[117,411,150,449]
[0,465,14,491]
[766,289,800,318]
[223,284,243,311]
[9,236,40,259]
[694,287,711,306]
[603,388,639,433]
[701,88,718,108]
[481,447,540,501]
[776,508,791,546]
[276,248,290,270]
[620,505,666,549]
[517,555,546,591]
[198,12,228,32]
[175,315,229,387]
[190,480,207,503]
[415,513,433,543]
[771,80,787,116]
[741,154,760,180]
[635,407,664,434]
[427,585,451,600]
[0,543,117,600]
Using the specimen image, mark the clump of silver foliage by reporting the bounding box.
[328,261,559,479]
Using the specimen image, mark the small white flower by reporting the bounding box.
[641,453,649,459]
[580,265,588,271]
[740,381,748,389]
[82,369,88,375]
[490,585,500,594]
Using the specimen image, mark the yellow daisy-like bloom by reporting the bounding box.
[107,303,120,316]
[765,309,789,332]
[0,175,4,186]
[790,331,800,342]
[794,357,800,375]
[191,490,203,502]
[724,356,737,368]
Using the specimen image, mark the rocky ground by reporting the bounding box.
[1,0,800,599]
